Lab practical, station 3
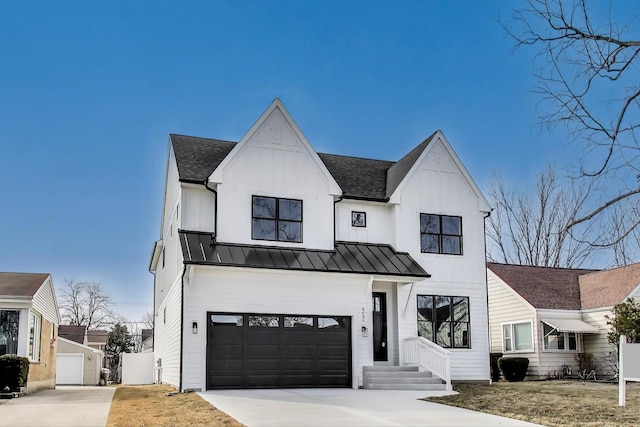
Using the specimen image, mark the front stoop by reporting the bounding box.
[363,366,447,391]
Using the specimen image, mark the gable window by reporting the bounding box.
[252,196,302,243]
[351,211,366,227]
[543,322,578,351]
[417,295,470,348]
[0,310,20,356]
[502,321,533,352]
[420,214,462,255]
[28,311,41,362]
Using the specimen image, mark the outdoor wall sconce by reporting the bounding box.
[192,322,198,334]
[361,326,368,337]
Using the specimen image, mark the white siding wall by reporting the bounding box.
[582,309,616,375]
[335,201,395,244]
[214,108,336,250]
[182,266,374,390]
[31,277,59,325]
[487,271,539,375]
[154,275,183,389]
[155,149,183,312]
[390,138,490,381]
[182,185,215,233]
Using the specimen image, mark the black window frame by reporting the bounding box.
[417,295,470,349]
[420,213,463,255]
[351,211,366,227]
[251,195,303,243]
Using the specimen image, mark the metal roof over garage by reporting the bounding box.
[179,231,430,279]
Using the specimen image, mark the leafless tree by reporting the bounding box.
[57,280,118,330]
[602,200,640,266]
[486,165,598,267]
[141,311,154,329]
[503,0,640,247]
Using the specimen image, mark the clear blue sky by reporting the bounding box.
[0,1,581,321]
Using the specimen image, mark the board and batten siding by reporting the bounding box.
[398,278,490,380]
[154,274,183,389]
[182,266,374,390]
[487,270,540,375]
[335,201,395,245]
[212,106,338,251]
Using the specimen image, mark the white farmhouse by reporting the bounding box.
[150,99,491,391]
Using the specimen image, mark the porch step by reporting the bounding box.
[363,366,447,391]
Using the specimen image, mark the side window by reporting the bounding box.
[502,322,534,352]
[252,196,302,243]
[420,214,462,255]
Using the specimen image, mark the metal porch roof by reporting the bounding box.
[179,231,430,279]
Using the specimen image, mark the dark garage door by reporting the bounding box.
[207,312,351,389]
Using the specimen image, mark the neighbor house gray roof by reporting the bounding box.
[487,263,599,310]
[0,272,50,298]
[58,325,88,344]
[180,231,430,278]
[170,132,437,201]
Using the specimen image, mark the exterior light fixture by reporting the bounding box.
[192,322,198,334]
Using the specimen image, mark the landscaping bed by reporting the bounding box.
[426,380,640,427]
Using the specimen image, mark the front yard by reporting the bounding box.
[427,380,640,427]
[106,384,243,427]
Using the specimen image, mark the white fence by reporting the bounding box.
[122,352,155,385]
[619,335,640,406]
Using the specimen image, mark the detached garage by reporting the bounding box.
[56,337,104,385]
[207,313,351,389]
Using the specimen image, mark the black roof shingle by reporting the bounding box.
[169,133,435,201]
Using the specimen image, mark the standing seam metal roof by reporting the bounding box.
[179,231,429,278]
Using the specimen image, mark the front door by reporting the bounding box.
[372,292,388,361]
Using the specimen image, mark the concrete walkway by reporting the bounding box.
[199,388,542,427]
[0,386,115,427]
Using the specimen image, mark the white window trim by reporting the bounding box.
[501,320,534,353]
[28,311,41,362]
[542,322,580,353]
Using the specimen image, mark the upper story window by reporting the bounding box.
[252,196,302,243]
[420,213,462,255]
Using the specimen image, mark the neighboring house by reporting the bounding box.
[141,329,153,352]
[56,337,104,385]
[150,99,492,391]
[487,262,640,378]
[86,329,108,352]
[0,272,60,393]
[58,325,88,345]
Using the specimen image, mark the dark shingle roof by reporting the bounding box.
[180,231,429,278]
[487,263,599,310]
[59,325,87,344]
[169,133,431,201]
[386,133,436,198]
[0,272,49,298]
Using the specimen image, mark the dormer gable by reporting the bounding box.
[208,99,342,196]
[387,130,491,212]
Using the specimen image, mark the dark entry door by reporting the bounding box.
[372,293,388,361]
[206,312,351,389]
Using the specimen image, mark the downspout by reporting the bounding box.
[204,180,218,243]
[483,210,492,384]
[179,265,188,392]
[333,195,344,247]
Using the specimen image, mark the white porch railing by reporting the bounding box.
[404,337,452,391]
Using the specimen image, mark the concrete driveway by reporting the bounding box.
[0,386,115,427]
[199,388,542,427]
